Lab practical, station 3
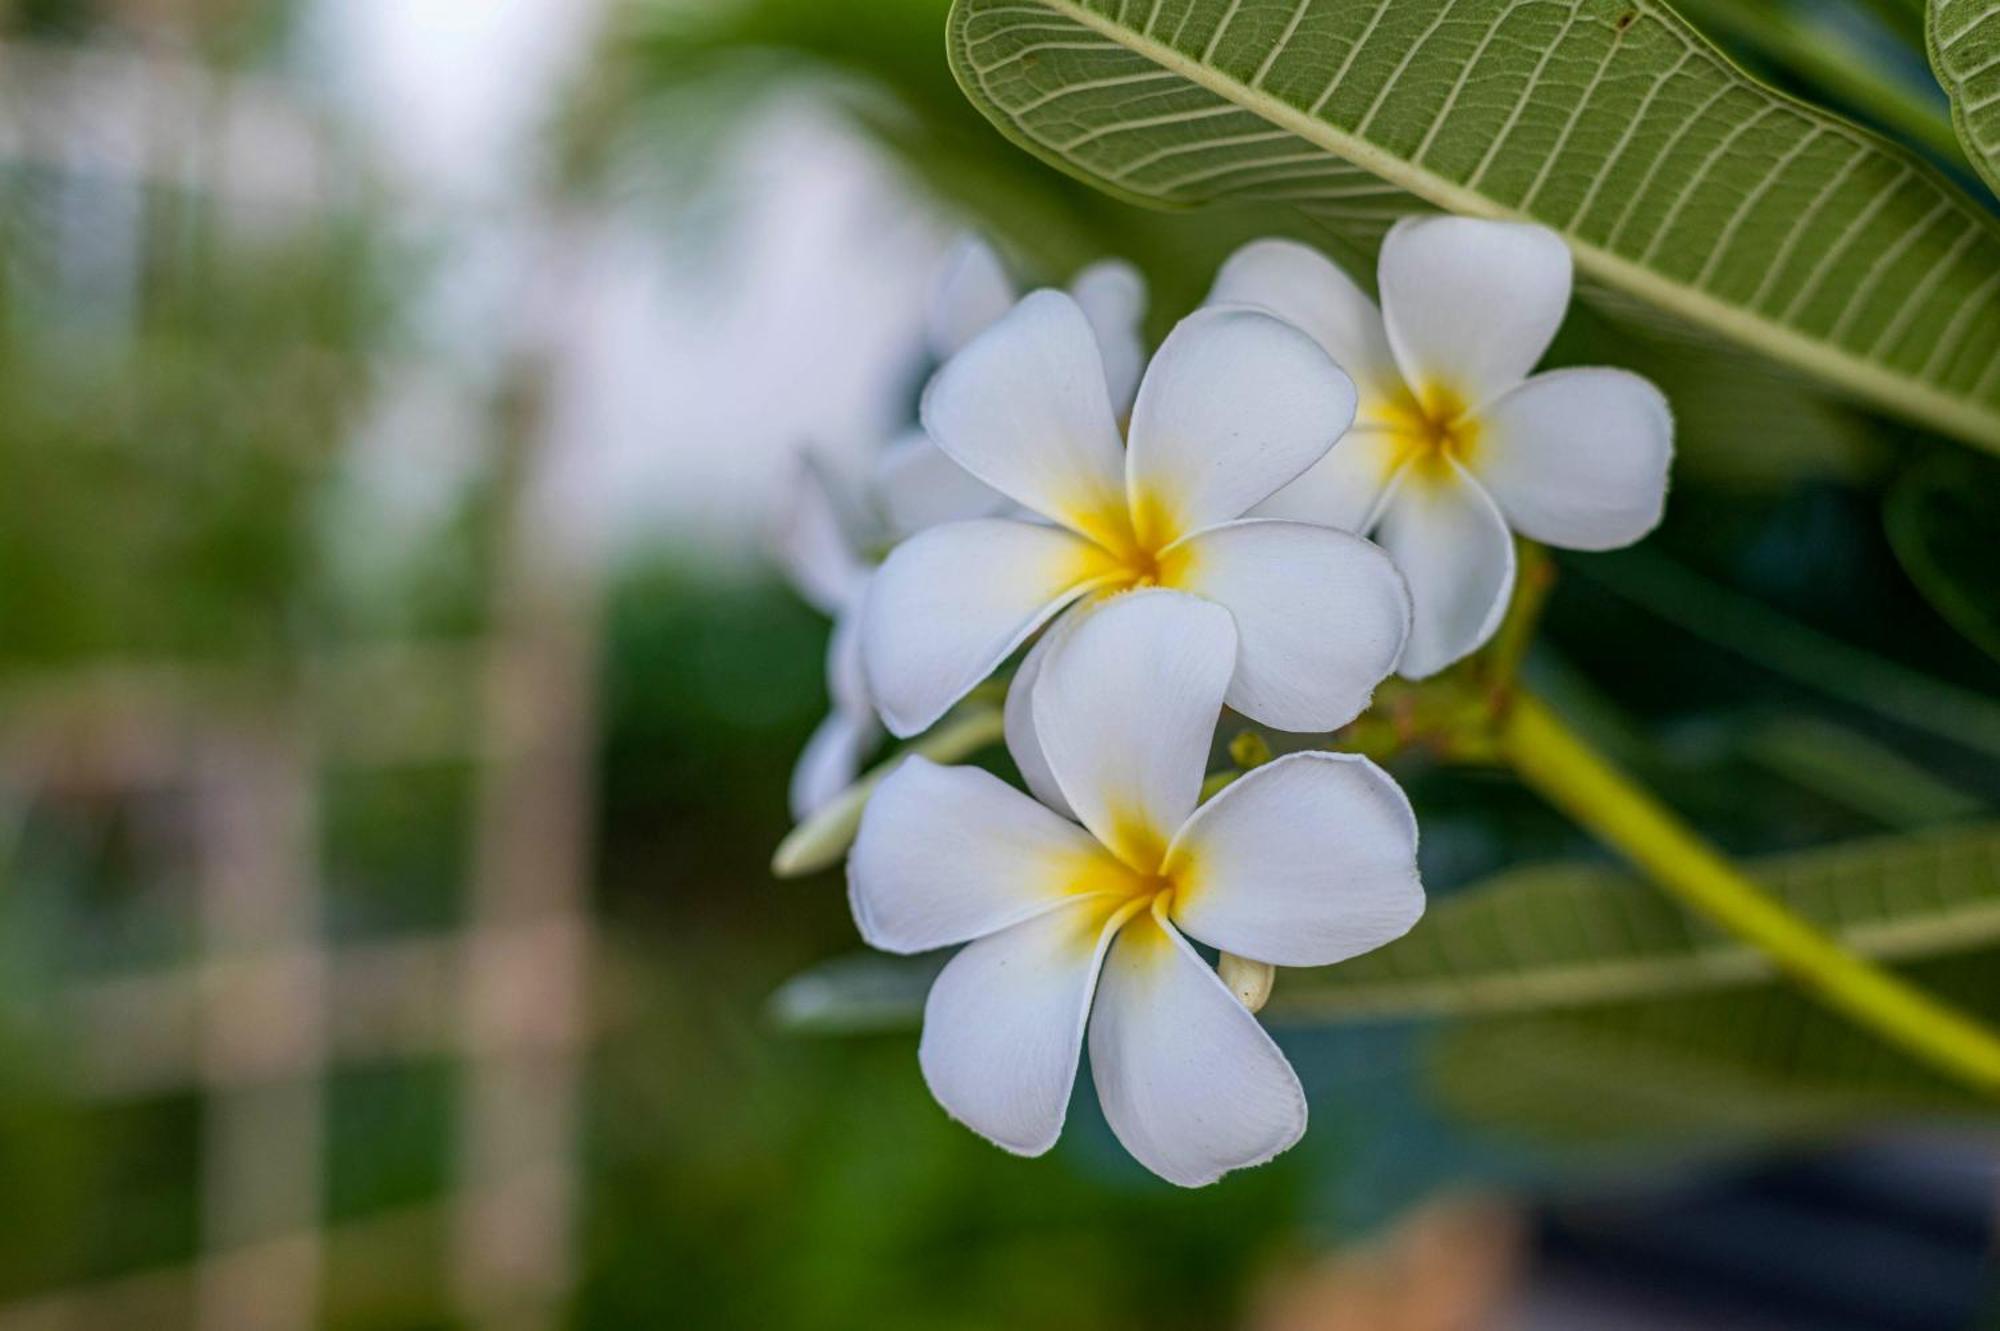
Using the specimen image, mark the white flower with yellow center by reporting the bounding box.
[850,590,1423,1186]
[777,240,1149,815]
[861,291,1413,768]
[1209,218,1674,679]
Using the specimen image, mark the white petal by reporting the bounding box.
[1248,425,1402,530]
[1374,464,1517,680]
[1172,519,1410,732]
[773,452,871,615]
[848,756,1115,954]
[1471,368,1674,552]
[1125,307,1357,540]
[1206,238,1405,413]
[793,603,880,816]
[928,235,1016,360]
[872,429,1009,539]
[789,710,877,819]
[1088,904,1306,1187]
[862,518,1098,738]
[1069,259,1148,416]
[1378,217,1573,409]
[919,896,1120,1156]
[826,598,870,715]
[1003,611,1083,819]
[1033,590,1236,868]
[1166,752,1423,967]
[920,290,1128,533]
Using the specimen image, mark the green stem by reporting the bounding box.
[1504,690,2000,1096]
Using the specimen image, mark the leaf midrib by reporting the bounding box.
[967,0,2000,448]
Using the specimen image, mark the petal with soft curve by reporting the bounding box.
[1470,368,1673,552]
[1206,238,1405,414]
[1373,464,1517,680]
[773,452,871,615]
[1170,519,1409,732]
[848,756,1119,955]
[1003,609,1085,819]
[1069,259,1148,416]
[919,895,1123,1156]
[1378,217,1573,410]
[1087,904,1307,1187]
[872,429,1010,540]
[927,235,1016,360]
[825,597,870,716]
[1249,425,1403,531]
[861,518,1099,738]
[788,709,878,820]
[1166,752,1423,967]
[1032,590,1236,869]
[920,289,1128,535]
[1125,307,1357,542]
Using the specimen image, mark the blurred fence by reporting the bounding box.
[0,38,603,1331]
[0,488,600,1331]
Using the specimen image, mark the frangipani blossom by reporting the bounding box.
[850,591,1424,1186]
[1209,219,1674,678]
[776,240,1149,815]
[930,235,1149,415]
[773,454,885,818]
[774,443,1006,817]
[862,291,1412,768]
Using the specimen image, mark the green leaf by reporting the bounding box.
[947,0,2000,450]
[1929,0,2000,198]
[774,823,2000,1032]
[1274,822,2000,1019]
[1886,449,2000,663]
[1430,954,1992,1144]
[768,951,947,1034]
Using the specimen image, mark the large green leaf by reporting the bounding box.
[1431,953,1992,1144]
[1274,821,2000,1019]
[947,0,2000,449]
[775,822,2000,1031]
[1930,0,2000,198]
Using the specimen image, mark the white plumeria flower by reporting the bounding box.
[777,240,1150,815]
[929,234,1149,415]
[774,444,1008,817]
[774,454,884,819]
[1208,219,1674,679]
[862,290,1412,790]
[849,590,1423,1186]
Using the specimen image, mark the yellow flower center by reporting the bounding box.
[1058,854,1186,957]
[1379,382,1481,484]
[1066,485,1199,596]
[1056,807,1204,934]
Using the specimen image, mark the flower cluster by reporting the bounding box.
[780,219,1674,1186]
[774,238,1147,816]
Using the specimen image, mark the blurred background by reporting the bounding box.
[2,0,1999,1327]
